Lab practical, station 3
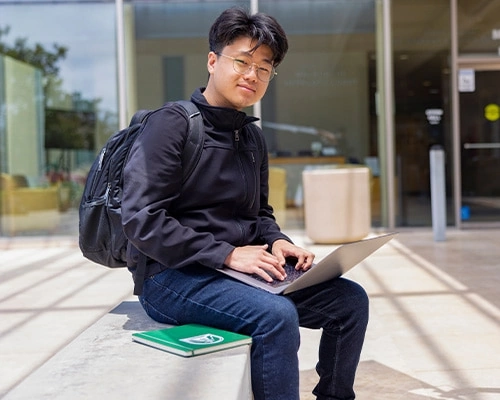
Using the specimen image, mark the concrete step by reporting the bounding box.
[4,300,252,400]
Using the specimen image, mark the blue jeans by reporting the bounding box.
[139,264,368,400]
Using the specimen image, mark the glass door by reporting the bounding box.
[459,67,500,224]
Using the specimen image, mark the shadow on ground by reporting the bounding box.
[300,360,500,400]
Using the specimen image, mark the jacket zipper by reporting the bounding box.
[236,128,258,209]
[234,129,240,149]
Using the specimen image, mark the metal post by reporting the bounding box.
[251,0,262,127]
[450,0,461,228]
[382,0,396,230]
[116,0,127,129]
[376,0,396,229]
[430,145,446,241]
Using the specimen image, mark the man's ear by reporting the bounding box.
[207,51,217,73]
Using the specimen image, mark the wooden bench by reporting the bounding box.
[4,300,252,400]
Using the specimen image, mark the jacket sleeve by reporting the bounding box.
[121,104,234,269]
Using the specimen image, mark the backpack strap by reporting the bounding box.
[133,253,148,296]
[132,100,205,296]
[130,109,151,125]
[177,100,205,182]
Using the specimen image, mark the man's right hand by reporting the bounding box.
[224,244,287,282]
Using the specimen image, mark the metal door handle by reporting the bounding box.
[464,142,500,149]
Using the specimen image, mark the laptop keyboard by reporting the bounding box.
[252,262,306,288]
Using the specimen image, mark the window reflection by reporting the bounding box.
[0,2,117,236]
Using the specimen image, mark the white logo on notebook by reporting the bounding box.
[180,334,224,345]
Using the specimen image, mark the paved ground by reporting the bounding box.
[1,228,499,399]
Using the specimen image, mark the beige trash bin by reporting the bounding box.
[302,166,371,243]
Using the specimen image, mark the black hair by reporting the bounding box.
[209,7,289,66]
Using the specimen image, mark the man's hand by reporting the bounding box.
[271,239,315,272]
[224,244,287,282]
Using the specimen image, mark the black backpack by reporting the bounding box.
[78,100,204,293]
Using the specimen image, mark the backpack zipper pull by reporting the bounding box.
[98,148,106,171]
[104,182,111,200]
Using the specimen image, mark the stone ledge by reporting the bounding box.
[4,300,252,400]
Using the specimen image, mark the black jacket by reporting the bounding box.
[122,88,291,274]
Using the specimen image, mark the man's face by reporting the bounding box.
[204,36,274,110]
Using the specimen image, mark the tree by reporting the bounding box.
[0,25,67,77]
[0,25,114,155]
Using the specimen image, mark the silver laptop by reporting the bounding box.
[219,232,396,294]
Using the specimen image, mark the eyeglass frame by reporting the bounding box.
[215,52,278,82]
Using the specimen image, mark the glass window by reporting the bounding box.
[0,1,117,236]
[457,1,500,224]
[391,0,452,226]
[129,1,246,110]
[1,0,380,234]
[128,1,376,229]
[457,1,500,55]
[259,1,376,227]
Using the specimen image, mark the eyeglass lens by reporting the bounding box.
[232,55,276,82]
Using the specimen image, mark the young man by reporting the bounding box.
[122,7,368,400]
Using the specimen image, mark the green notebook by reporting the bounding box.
[132,324,252,357]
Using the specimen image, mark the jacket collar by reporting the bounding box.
[190,87,259,132]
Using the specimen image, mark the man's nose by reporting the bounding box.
[244,64,259,80]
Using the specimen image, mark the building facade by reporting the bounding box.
[1,0,499,237]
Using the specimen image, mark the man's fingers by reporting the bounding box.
[255,260,286,282]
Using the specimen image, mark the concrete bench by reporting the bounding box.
[4,299,252,400]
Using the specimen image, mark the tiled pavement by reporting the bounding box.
[1,228,499,399]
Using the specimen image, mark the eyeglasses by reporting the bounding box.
[216,53,277,82]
